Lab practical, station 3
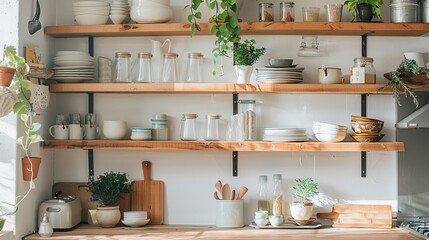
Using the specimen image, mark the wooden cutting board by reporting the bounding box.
[317,204,392,228]
[131,161,164,224]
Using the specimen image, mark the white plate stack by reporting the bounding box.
[73,1,110,25]
[263,128,308,142]
[51,51,95,83]
[109,0,131,24]
[131,0,173,23]
[313,121,347,142]
[121,211,150,227]
[255,66,305,84]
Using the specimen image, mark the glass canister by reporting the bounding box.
[350,57,376,84]
[184,53,204,83]
[298,36,320,57]
[161,52,179,83]
[135,52,153,83]
[239,100,256,141]
[423,0,429,23]
[280,2,295,22]
[259,3,274,22]
[113,52,132,83]
[205,114,221,141]
[181,113,198,141]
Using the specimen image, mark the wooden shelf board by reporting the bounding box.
[42,140,404,152]
[44,22,429,38]
[48,83,396,94]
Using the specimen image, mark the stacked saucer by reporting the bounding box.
[256,59,304,84]
[51,51,95,83]
[131,128,152,140]
[109,0,130,24]
[122,211,150,227]
[73,1,110,25]
[263,128,308,142]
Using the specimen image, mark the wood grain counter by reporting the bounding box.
[24,224,422,240]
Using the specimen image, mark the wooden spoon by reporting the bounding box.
[214,191,220,200]
[231,190,236,200]
[221,184,231,200]
[237,186,248,200]
[215,180,222,193]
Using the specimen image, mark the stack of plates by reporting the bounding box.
[51,51,95,83]
[109,0,130,24]
[122,211,150,227]
[263,128,308,142]
[255,66,305,84]
[73,1,110,25]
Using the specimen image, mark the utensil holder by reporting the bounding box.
[215,200,244,228]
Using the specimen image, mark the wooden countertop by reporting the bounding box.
[25,224,422,240]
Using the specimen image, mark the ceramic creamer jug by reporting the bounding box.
[150,39,171,81]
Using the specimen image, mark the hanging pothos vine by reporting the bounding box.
[185,0,241,75]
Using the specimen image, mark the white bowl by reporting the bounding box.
[315,132,346,142]
[313,121,347,130]
[254,218,269,226]
[110,14,127,24]
[124,211,147,217]
[103,126,128,140]
[73,1,110,7]
[73,6,110,11]
[103,120,127,127]
[74,10,110,15]
[121,218,150,227]
[75,14,109,25]
[131,6,172,23]
[56,51,89,56]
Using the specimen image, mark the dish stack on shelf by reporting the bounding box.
[256,59,304,84]
[350,116,384,142]
[313,121,347,142]
[130,0,173,23]
[262,128,308,142]
[121,211,150,227]
[73,1,110,25]
[51,51,95,83]
[109,0,131,24]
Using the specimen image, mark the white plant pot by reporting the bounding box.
[289,202,313,220]
[235,65,253,84]
[95,206,121,227]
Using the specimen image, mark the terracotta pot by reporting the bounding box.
[22,157,41,181]
[0,66,16,87]
[95,206,121,227]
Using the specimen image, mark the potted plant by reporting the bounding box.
[233,39,266,83]
[344,0,384,21]
[88,171,131,227]
[289,177,318,220]
[382,58,427,107]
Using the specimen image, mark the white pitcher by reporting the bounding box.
[150,39,171,81]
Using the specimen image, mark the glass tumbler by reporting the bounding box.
[161,53,179,83]
[180,114,198,141]
[135,52,153,83]
[302,7,320,22]
[113,52,132,82]
[205,114,221,141]
[280,2,295,22]
[184,53,204,83]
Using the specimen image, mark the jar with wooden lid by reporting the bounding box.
[184,53,204,83]
[136,52,153,83]
[181,113,198,141]
[350,57,376,84]
[113,52,132,83]
[205,114,221,141]
[161,52,179,83]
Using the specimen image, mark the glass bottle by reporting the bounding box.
[280,2,295,22]
[205,114,221,141]
[272,174,284,216]
[135,52,153,83]
[180,113,198,141]
[239,100,256,141]
[184,53,204,83]
[350,57,376,84]
[259,3,274,22]
[38,213,53,237]
[161,52,179,83]
[113,52,132,82]
[258,175,270,213]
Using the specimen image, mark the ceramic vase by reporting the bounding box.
[289,202,313,220]
[22,157,41,181]
[235,65,253,84]
[96,206,121,227]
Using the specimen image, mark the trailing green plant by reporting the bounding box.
[185,0,241,73]
[344,0,384,18]
[233,39,266,66]
[88,172,132,206]
[381,58,426,107]
[292,177,319,203]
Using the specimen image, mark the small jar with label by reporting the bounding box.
[205,114,221,141]
[280,2,295,22]
[350,57,376,84]
[259,3,274,22]
[181,114,198,141]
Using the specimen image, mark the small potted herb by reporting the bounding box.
[344,0,384,21]
[290,177,318,220]
[233,39,266,83]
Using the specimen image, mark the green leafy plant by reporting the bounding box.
[233,39,266,66]
[88,172,132,206]
[381,58,426,107]
[344,0,384,18]
[292,177,319,203]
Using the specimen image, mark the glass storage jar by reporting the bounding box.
[184,53,204,83]
[239,100,257,141]
[280,2,295,22]
[135,52,153,83]
[161,53,179,83]
[259,3,274,21]
[205,114,221,141]
[181,113,198,141]
[350,57,376,84]
[298,36,320,57]
[113,52,132,83]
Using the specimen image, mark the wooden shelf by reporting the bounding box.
[42,140,404,152]
[44,22,429,38]
[48,83,399,94]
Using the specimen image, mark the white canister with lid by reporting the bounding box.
[180,114,198,141]
[318,66,342,84]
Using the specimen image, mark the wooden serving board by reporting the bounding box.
[131,161,164,224]
[317,204,392,228]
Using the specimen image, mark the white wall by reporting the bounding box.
[42,0,428,228]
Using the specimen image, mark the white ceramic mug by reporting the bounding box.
[69,124,85,140]
[84,124,100,140]
[318,66,342,84]
[49,125,69,140]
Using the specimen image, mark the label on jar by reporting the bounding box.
[350,67,365,84]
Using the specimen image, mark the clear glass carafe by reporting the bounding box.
[181,113,198,141]
[135,52,153,83]
[272,174,284,216]
[184,53,204,83]
[258,175,270,213]
[113,52,132,82]
[205,114,221,141]
[161,52,179,83]
[239,100,256,141]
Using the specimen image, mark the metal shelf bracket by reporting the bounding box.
[87,36,95,176]
[233,93,238,177]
